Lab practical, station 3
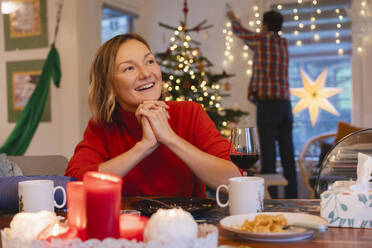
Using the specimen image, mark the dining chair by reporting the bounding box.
[7,155,68,176]
[297,133,336,198]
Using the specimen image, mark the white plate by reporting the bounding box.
[220,212,328,242]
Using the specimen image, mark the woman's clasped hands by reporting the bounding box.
[135,100,175,150]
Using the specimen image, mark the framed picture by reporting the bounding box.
[3,0,48,50]
[6,60,51,122]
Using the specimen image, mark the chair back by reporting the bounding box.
[7,155,68,176]
[297,133,336,198]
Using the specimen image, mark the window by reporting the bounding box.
[272,0,352,156]
[101,5,137,43]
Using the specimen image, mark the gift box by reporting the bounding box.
[320,181,372,228]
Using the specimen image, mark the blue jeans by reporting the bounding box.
[257,99,298,198]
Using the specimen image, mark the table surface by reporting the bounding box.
[1,198,372,248]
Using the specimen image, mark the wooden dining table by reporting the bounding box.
[1,197,372,248]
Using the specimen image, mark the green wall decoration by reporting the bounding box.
[0,45,61,155]
[3,0,48,50]
[6,60,51,122]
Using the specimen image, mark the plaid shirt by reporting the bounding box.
[232,21,290,103]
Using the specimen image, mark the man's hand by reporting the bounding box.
[226,10,242,24]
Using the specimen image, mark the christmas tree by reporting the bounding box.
[156,0,247,136]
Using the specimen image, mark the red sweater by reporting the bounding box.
[65,101,231,197]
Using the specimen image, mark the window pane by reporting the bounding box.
[101,7,132,43]
[290,57,351,156]
[272,0,352,156]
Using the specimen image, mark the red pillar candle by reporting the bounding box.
[67,181,86,240]
[83,172,122,240]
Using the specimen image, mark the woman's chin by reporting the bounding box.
[139,92,162,102]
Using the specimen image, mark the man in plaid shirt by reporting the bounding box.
[227,10,297,198]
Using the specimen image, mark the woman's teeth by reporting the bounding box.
[135,82,155,91]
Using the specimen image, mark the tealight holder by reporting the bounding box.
[67,181,86,240]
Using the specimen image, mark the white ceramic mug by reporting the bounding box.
[216,176,264,215]
[18,180,66,212]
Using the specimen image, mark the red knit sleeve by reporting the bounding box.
[190,103,230,160]
[231,20,260,50]
[65,120,109,180]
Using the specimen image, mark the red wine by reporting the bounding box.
[230,154,259,170]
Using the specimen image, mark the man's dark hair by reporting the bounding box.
[263,11,283,33]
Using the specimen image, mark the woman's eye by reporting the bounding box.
[147,59,155,65]
[124,66,134,72]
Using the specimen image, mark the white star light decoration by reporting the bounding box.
[290,67,343,127]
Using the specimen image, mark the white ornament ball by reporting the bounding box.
[9,210,59,241]
[144,208,197,244]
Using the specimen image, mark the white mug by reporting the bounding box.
[18,180,66,212]
[216,176,264,215]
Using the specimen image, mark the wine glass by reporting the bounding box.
[229,127,260,176]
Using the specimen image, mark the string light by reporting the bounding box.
[222,21,234,67]
[292,4,303,47]
[310,0,318,41]
[335,7,343,55]
[253,4,260,33]
[353,0,370,55]
[222,2,258,78]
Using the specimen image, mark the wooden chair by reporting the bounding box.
[255,173,288,199]
[7,155,68,176]
[297,133,336,198]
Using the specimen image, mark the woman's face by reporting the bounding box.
[113,39,162,112]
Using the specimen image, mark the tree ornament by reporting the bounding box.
[196,61,204,71]
[223,81,231,91]
[183,0,189,14]
[192,48,200,56]
[183,81,191,89]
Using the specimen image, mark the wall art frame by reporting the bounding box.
[6,60,51,122]
[3,0,48,51]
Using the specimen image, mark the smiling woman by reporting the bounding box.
[112,39,162,113]
[65,33,241,197]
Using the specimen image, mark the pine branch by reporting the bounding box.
[159,22,178,31]
[189,24,213,32]
[206,72,235,82]
[187,19,213,32]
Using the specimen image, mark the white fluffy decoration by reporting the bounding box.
[9,211,59,241]
[1,224,218,248]
[143,208,197,245]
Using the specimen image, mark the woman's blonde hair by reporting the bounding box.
[88,33,151,123]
